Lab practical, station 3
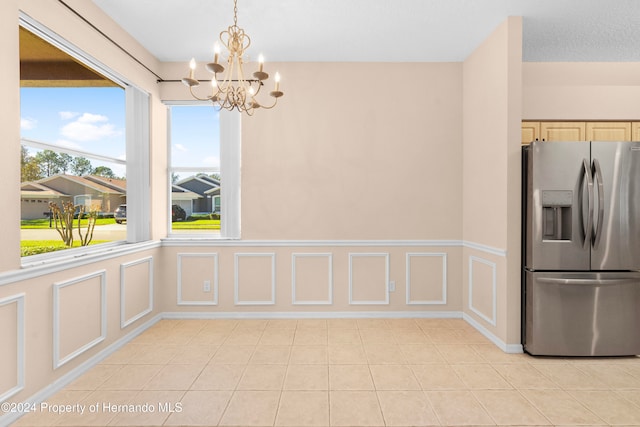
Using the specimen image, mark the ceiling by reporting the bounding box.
[91,0,640,63]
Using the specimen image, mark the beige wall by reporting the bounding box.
[240,62,463,241]
[0,248,159,405]
[462,17,522,346]
[523,62,640,120]
[163,62,463,241]
[159,61,467,332]
[3,1,471,412]
[0,0,165,413]
[12,0,640,417]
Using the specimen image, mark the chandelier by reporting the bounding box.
[181,0,283,115]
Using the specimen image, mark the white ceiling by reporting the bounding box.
[92,0,640,63]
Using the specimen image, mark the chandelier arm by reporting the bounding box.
[220,28,233,53]
[220,83,246,111]
[257,98,279,110]
[252,80,263,96]
[221,54,236,95]
[235,55,247,88]
[235,56,253,108]
[216,60,232,110]
[209,73,222,100]
[234,26,251,53]
[188,85,216,102]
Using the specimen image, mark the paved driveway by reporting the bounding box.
[21,223,127,242]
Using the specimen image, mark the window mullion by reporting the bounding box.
[125,87,150,243]
[220,110,241,239]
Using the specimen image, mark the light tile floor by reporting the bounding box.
[12,318,640,426]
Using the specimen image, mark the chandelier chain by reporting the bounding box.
[233,0,238,27]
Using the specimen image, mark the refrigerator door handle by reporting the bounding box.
[538,277,637,286]
[592,158,605,250]
[582,158,594,248]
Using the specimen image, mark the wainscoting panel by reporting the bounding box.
[120,256,154,328]
[53,270,106,368]
[163,242,464,313]
[468,256,497,326]
[177,253,218,306]
[349,253,390,305]
[235,253,276,305]
[292,253,333,305]
[0,293,25,403]
[406,252,447,305]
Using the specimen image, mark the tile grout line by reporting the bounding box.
[13,318,640,427]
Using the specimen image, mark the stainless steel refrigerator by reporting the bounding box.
[522,140,640,356]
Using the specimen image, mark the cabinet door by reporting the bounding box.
[586,122,631,141]
[521,121,540,145]
[540,122,586,141]
[632,122,640,141]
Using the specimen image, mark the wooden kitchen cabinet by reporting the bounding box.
[523,121,640,143]
[521,121,540,144]
[585,121,631,141]
[632,122,640,141]
[540,122,586,142]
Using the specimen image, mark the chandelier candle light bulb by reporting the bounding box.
[189,58,196,78]
[181,0,283,115]
[214,42,220,64]
[182,58,199,87]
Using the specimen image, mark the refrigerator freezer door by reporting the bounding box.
[524,271,640,356]
[525,141,591,270]
[591,141,640,271]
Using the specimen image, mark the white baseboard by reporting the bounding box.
[463,312,523,353]
[1,309,523,427]
[162,310,464,320]
[0,314,162,427]
[165,310,524,353]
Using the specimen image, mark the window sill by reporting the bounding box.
[0,241,161,287]
[162,235,240,246]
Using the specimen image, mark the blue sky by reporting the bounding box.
[20,87,221,177]
[170,105,221,170]
[20,87,126,158]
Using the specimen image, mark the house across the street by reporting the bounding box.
[173,175,220,216]
[20,174,126,219]
[21,173,208,219]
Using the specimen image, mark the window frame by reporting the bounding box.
[165,102,241,239]
[19,13,150,265]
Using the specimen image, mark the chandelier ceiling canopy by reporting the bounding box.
[181,0,283,115]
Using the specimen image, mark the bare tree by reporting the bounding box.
[77,206,97,246]
[49,201,75,247]
[49,202,98,247]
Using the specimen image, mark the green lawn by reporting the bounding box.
[21,240,108,257]
[20,217,219,256]
[21,218,115,229]
[172,218,220,230]
[22,217,220,230]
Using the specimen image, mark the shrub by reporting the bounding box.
[21,245,67,257]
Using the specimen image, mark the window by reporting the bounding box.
[19,16,150,259]
[167,104,240,238]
